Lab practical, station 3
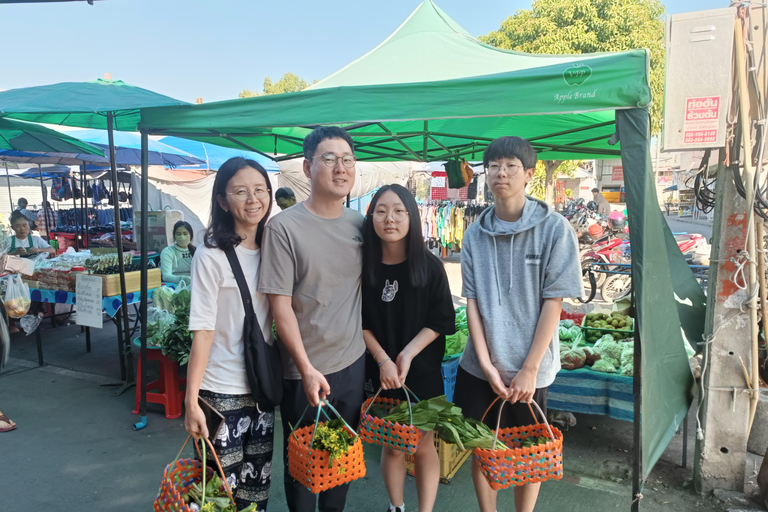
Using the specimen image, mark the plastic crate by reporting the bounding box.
[441,357,461,402]
[405,435,472,483]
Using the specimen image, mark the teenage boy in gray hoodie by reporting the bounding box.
[454,136,582,512]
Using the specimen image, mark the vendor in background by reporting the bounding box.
[591,188,611,216]
[274,187,297,210]
[37,201,57,241]
[9,211,55,258]
[160,221,196,286]
[14,198,38,229]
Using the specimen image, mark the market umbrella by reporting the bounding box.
[0,118,103,240]
[0,117,104,155]
[65,130,204,167]
[0,79,189,424]
[158,136,279,172]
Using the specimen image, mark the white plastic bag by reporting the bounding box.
[3,274,30,318]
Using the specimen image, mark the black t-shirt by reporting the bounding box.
[362,255,456,400]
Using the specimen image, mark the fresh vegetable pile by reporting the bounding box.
[560,341,586,370]
[182,472,258,512]
[85,253,135,275]
[311,419,358,472]
[583,312,633,342]
[147,284,193,364]
[558,319,584,345]
[366,395,509,450]
[445,306,468,358]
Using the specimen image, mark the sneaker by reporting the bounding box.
[387,508,404,512]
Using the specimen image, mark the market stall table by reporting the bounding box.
[548,368,691,468]
[28,286,156,368]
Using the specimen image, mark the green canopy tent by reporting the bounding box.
[139,2,706,506]
[0,78,189,430]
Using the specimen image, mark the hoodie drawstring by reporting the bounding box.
[492,236,502,306]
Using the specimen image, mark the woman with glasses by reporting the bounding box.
[185,157,276,511]
[361,184,455,512]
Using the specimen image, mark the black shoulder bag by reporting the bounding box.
[224,247,283,409]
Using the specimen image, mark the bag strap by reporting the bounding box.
[223,246,256,318]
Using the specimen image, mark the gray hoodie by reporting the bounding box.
[460,196,583,388]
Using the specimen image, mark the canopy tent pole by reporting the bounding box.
[82,162,90,248]
[71,178,80,251]
[5,162,12,211]
[37,165,53,243]
[107,112,134,384]
[134,131,149,431]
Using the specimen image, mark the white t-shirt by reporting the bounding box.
[11,235,51,250]
[189,244,273,395]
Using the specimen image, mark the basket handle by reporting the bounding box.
[172,435,235,506]
[361,383,420,427]
[308,398,359,448]
[480,397,557,450]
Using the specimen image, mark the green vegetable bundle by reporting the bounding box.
[150,284,193,364]
[183,473,258,512]
[372,395,508,451]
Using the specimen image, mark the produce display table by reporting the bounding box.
[28,286,156,367]
[30,287,154,318]
[549,367,691,468]
[548,368,634,421]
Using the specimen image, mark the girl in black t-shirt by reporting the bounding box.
[362,184,455,512]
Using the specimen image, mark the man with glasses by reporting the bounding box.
[453,136,582,512]
[259,126,365,512]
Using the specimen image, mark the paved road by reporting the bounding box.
[663,216,713,241]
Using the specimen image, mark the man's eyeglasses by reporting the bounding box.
[313,153,357,169]
[372,209,409,223]
[487,163,524,176]
[228,187,270,202]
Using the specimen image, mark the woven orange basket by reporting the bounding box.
[359,385,423,454]
[288,399,367,494]
[473,398,563,490]
[154,435,235,512]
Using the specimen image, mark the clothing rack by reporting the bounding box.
[419,200,492,258]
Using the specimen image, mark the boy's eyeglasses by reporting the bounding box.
[313,153,357,169]
[372,210,409,223]
[487,163,524,176]
[228,187,270,202]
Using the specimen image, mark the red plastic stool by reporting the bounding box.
[132,340,187,419]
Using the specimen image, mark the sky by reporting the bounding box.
[2,0,723,104]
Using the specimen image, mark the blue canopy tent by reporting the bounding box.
[63,130,204,167]
[158,136,280,172]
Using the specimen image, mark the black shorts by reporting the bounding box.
[453,366,548,429]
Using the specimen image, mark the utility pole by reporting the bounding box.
[694,150,755,493]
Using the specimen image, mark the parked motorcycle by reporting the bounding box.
[598,234,707,303]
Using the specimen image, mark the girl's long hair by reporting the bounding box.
[363,184,432,288]
[204,157,273,251]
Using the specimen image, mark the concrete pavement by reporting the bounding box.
[2,314,758,511]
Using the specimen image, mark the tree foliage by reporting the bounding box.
[239,72,315,98]
[480,0,665,134]
[528,160,581,201]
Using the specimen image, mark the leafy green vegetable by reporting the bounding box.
[185,472,259,512]
[378,395,508,451]
[149,285,193,364]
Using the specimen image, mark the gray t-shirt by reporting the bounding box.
[258,202,366,379]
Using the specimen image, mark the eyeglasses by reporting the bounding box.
[372,209,409,223]
[313,153,357,169]
[227,187,270,202]
[487,163,524,176]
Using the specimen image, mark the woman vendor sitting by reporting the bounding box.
[9,211,55,258]
[160,221,196,285]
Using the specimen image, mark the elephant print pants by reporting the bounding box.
[198,390,275,512]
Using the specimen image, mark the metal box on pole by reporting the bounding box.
[662,8,736,152]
